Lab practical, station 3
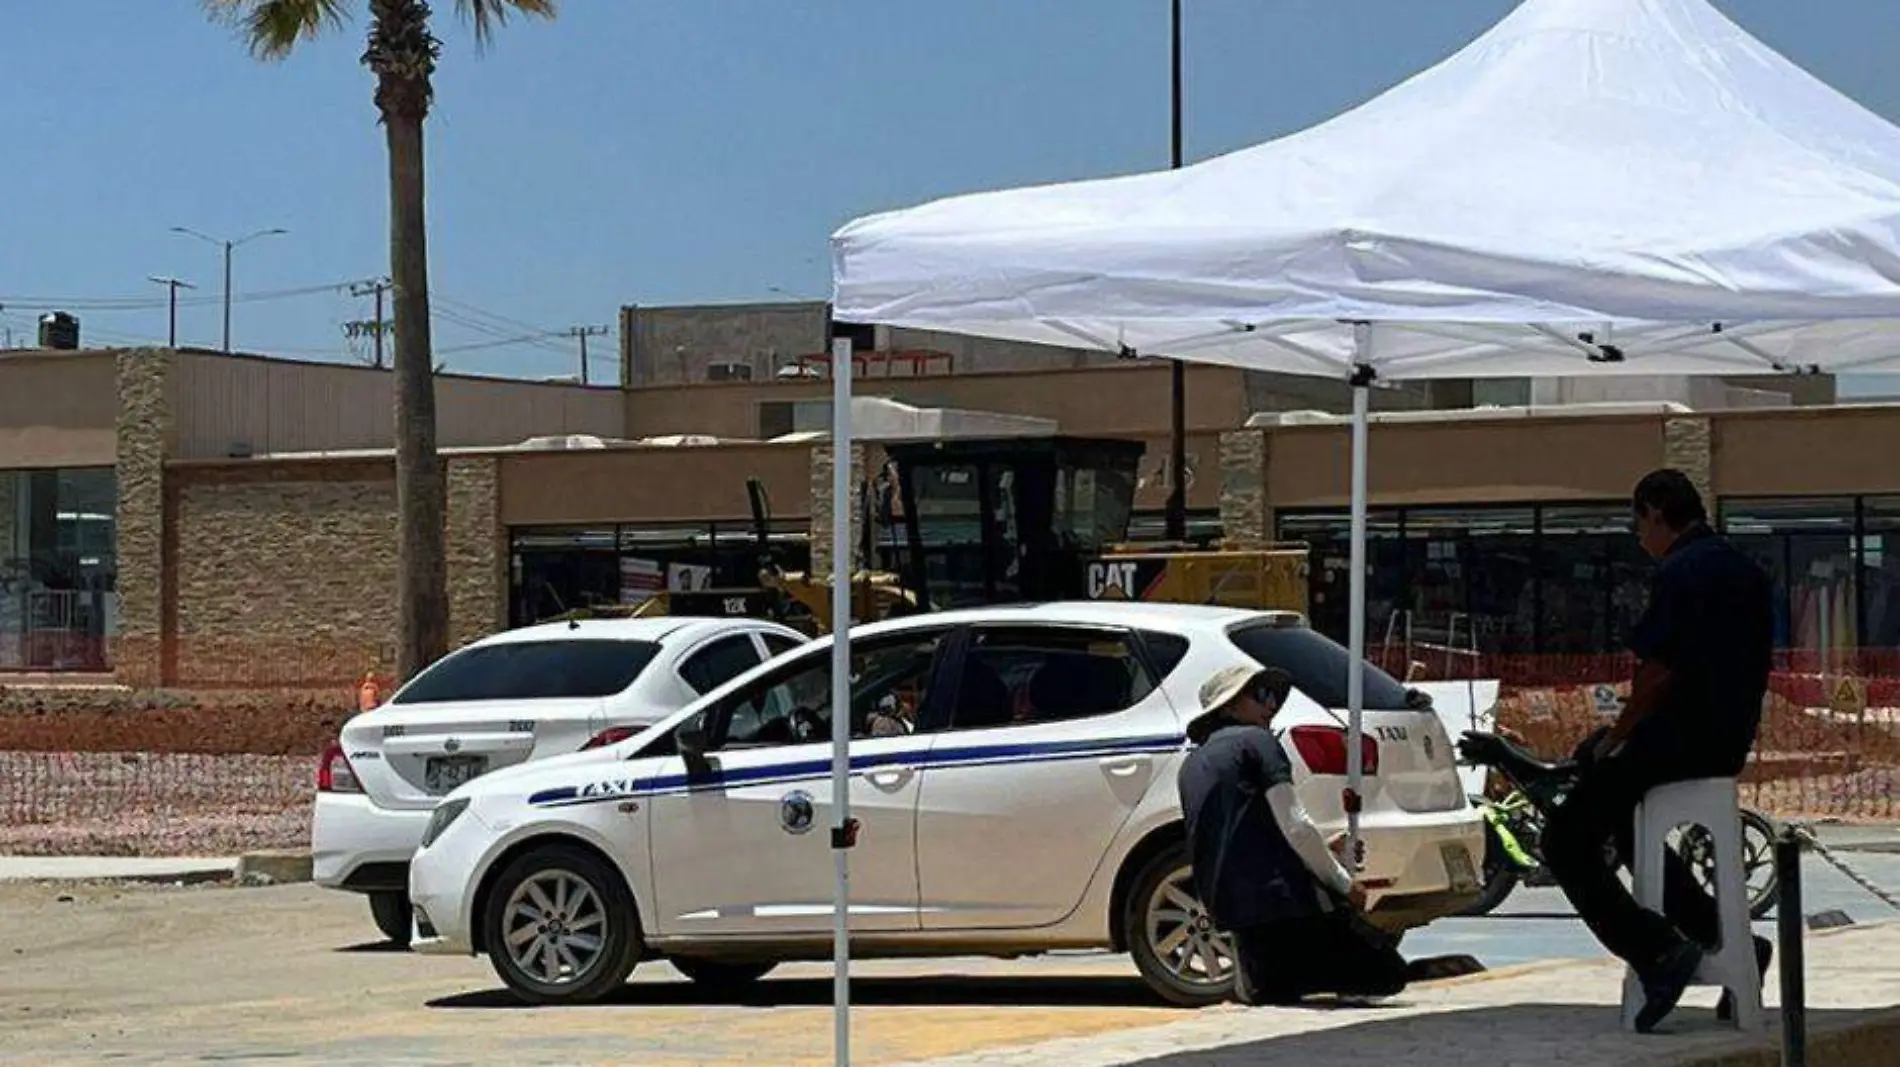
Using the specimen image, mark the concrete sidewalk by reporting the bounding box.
[0,855,236,883]
[896,922,1900,1067]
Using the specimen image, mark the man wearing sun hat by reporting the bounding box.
[1178,662,1407,1005]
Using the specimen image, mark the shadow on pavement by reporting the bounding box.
[1117,1003,1896,1066]
[334,940,412,954]
[430,973,1169,1011]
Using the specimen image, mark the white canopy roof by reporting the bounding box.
[832,0,1900,381]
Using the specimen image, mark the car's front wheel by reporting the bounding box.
[1124,841,1235,1008]
[483,843,642,1006]
[670,958,778,992]
[368,891,412,946]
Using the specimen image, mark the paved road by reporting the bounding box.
[1409,849,1900,969]
[3,851,1898,1066]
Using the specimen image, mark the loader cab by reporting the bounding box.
[882,436,1144,611]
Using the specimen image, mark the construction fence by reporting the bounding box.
[2,645,1899,856]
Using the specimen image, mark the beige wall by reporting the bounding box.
[1264,414,1670,509]
[170,352,627,459]
[500,443,816,526]
[1712,407,1900,498]
[623,363,1252,441]
[0,352,118,468]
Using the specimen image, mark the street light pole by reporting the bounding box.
[1165,0,1190,542]
[146,275,198,348]
[169,226,288,354]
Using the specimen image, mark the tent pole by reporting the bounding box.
[1345,324,1373,870]
[829,336,855,1067]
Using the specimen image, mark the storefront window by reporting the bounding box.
[1539,505,1652,655]
[0,467,117,671]
[1720,498,1858,660]
[1403,507,1538,657]
[1276,510,1405,658]
[509,521,813,628]
[1863,498,1900,653]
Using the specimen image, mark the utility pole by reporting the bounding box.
[170,225,288,354]
[566,325,609,385]
[146,276,197,348]
[1164,0,1190,543]
[346,277,395,367]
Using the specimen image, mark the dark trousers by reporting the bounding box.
[1542,752,1722,974]
[1231,911,1409,1005]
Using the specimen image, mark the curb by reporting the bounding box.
[235,850,314,886]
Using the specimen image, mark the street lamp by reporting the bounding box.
[169,226,288,353]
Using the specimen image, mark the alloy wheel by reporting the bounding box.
[500,867,608,986]
[1143,866,1235,993]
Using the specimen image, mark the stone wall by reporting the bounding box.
[1218,429,1270,545]
[171,462,398,685]
[445,457,505,651]
[808,444,865,578]
[161,455,510,686]
[1663,416,1714,507]
[114,350,172,687]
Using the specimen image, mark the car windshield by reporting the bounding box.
[391,639,662,704]
[1227,623,1412,711]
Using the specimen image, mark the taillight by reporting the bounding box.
[581,726,638,751]
[317,741,362,794]
[1287,725,1380,776]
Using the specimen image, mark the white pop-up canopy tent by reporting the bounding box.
[816,0,1900,1058]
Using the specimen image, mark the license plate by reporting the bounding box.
[1442,842,1480,893]
[425,755,488,793]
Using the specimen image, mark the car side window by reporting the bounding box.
[950,626,1155,731]
[678,634,764,695]
[761,632,805,659]
[711,631,950,750]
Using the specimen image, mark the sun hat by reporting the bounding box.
[1187,663,1268,745]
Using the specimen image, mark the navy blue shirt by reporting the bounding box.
[1626,524,1774,778]
[1178,723,1328,931]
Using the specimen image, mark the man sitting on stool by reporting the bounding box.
[1178,663,1408,1005]
[1542,469,1775,1032]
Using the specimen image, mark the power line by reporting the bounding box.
[0,280,357,313]
[565,324,609,385]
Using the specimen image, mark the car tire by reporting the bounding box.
[670,958,778,991]
[483,843,642,1006]
[1124,841,1234,1008]
[369,891,413,946]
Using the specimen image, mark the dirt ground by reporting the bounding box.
[0,880,1184,1067]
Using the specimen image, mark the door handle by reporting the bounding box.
[866,767,914,790]
[1101,756,1151,778]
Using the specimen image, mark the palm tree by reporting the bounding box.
[207,0,555,681]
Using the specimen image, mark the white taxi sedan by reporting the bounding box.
[408,603,1485,1006]
[313,616,807,944]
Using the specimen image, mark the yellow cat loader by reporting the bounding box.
[879,436,1310,618]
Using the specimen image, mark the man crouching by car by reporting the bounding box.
[1178,664,1409,1006]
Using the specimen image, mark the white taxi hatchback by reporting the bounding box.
[408,603,1485,1006]
[313,616,807,944]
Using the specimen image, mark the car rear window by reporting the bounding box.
[391,639,662,704]
[1227,623,1412,711]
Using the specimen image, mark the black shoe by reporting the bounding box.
[1635,942,1704,1034]
[1716,936,1773,1022]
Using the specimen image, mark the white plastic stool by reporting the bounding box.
[1619,778,1764,1031]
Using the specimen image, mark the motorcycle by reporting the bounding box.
[1455,728,1781,920]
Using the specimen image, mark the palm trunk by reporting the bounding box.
[382,100,448,681]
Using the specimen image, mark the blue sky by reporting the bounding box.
[4,1,1898,392]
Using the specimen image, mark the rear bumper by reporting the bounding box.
[1354,805,1487,929]
[311,793,431,892]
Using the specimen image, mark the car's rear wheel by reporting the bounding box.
[1124,841,1235,1007]
[670,958,778,991]
[483,843,641,1006]
[368,890,413,946]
